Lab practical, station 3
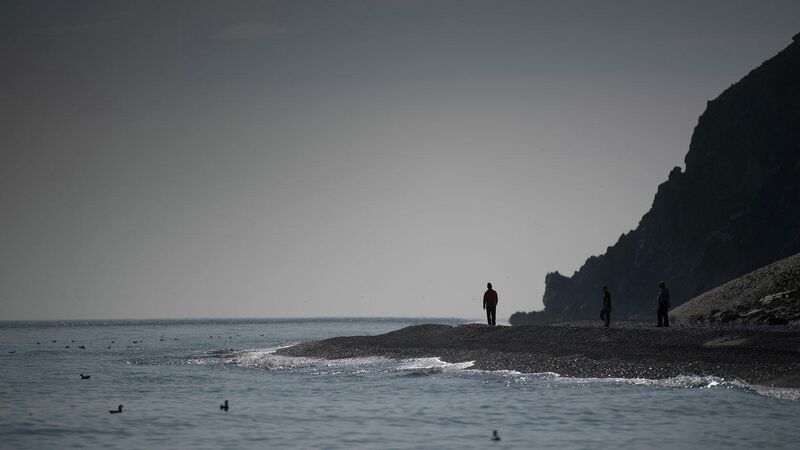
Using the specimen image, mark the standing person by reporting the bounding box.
[600,285,611,327]
[656,281,670,327]
[483,283,498,326]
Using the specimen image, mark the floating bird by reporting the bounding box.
[491,430,501,441]
[37,342,40,345]
[220,400,229,411]
[8,351,16,354]
[173,338,179,340]
[51,340,57,343]
[111,341,115,343]
[78,345,86,349]
[159,338,164,341]
[132,341,138,344]
[65,345,70,349]
[80,373,91,379]
[109,405,123,414]
[107,346,111,349]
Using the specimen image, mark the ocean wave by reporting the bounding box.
[190,347,800,400]
[473,370,800,400]
[396,357,475,374]
[194,346,477,375]
[748,385,800,401]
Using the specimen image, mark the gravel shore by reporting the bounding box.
[277,322,800,388]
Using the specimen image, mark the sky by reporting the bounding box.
[1,1,799,320]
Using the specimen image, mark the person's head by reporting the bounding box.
[659,280,666,288]
[487,282,492,289]
[602,285,608,292]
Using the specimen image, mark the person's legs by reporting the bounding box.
[664,309,670,327]
[489,307,496,326]
[657,306,666,327]
[605,310,611,327]
[486,308,492,326]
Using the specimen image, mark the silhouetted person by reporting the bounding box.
[657,281,670,327]
[600,285,611,327]
[483,283,498,326]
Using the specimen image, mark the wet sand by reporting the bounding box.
[277,322,800,388]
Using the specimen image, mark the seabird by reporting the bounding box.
[220,400,229,411]
[78,345,86,349]
[491,430,501,441]
[80,373,91,379]
[8,351,16,354]
[109,405,123,414]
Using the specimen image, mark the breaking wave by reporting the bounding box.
[189,346,799,400]
[189,346,475,375]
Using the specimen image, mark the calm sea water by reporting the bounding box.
[1,318,798,449]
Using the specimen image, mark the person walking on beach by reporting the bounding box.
[600,285,611,327]
[656,281,670,327]
[483,283,498,326]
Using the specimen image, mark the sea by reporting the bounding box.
[1,318,798,449]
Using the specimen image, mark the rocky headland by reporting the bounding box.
[671,252,800,326]
[278,323,800,388]
[511,33,800,325]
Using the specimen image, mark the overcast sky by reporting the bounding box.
[1,1,798,320]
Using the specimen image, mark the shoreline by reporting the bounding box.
[276,322,800,388]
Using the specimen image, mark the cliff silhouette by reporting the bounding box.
[511,33,800,325]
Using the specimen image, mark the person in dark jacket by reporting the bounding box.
[656,281,670,327]
[600,285,612,327]
[483,283,498,326]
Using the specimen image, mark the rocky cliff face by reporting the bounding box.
[511,33,800,325]
[670,252,800,326]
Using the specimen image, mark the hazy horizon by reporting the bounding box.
[2,1,799,320]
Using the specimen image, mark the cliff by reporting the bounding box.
[511,33,800,325]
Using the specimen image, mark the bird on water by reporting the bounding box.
[80,373,91,379]
[491,430,501,441]
[220,400,229,411]
[109,405,123,414]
